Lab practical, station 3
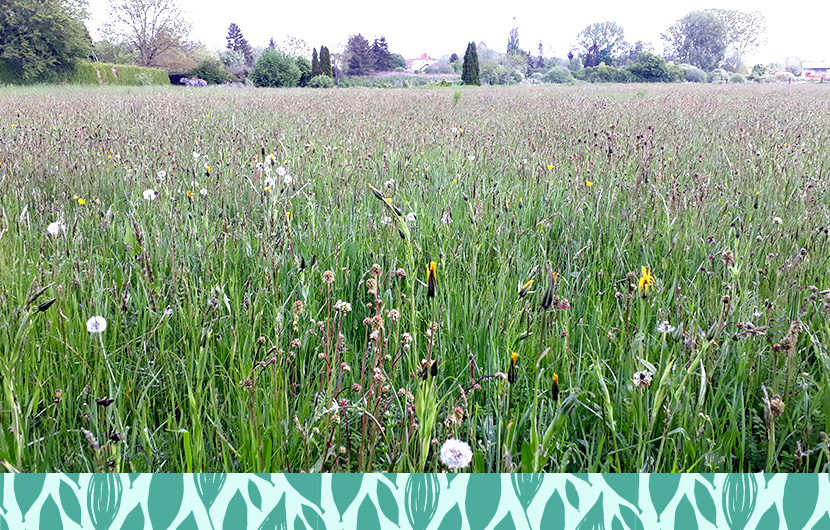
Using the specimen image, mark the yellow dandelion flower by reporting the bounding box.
[586,180,593,186]
[547,164,554,170]
[638,266,655,296]
[78,198,85,205]
[265,186,271,194]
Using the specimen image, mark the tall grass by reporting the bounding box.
[0,84,829,473]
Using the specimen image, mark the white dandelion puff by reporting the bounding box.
[655,321,676,334]
[86,316,107,334]
[47,221,66,236]
[143,189,159,201]
[276,166,287,177]
[264,176,275,188]
[406,212,417,223]
[157,170,166,178]
[440,438,473,469]
[200,188,208,197]
[283,174,293,185]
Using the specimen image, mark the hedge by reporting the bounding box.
[68,62,169,85]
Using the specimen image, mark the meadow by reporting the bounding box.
[0,84,829,474]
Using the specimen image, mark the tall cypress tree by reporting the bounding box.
[226,23,254,66]
[462,42,480,85]
[319,46,332,77]
[311,48,321,76]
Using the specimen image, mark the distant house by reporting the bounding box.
[407,53,439,72]
[802,62,829,80]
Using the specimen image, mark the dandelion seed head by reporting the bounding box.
[439,438,473,469]
[86,316,107,334]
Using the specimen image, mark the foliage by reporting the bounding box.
[543,65,574,84]
[683,66,708,83]
[226,23,254,67]
[461,42,480,85]
[627,52,682,83]
[93,39,139,65]
[0,0,91,82]
[188,55,230,85]
[311,48,321,77]
[307,74,333,88]
[67,61,169,84]
[729,73,745,83]
[577,21,627,67]
[709,68,728,83]
[390,53,406,70]
[507,24,520,55]
[662,10,729,71]
[319,46,332,77]
[249,49,300,87]
[295,56,311,87]
[748,64,766,82]
[345,34,373,76]
[105,0,192,68]
[370,37,392,72]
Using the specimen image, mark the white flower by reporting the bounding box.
[193,152,200,159]
[264,176,275,188]
[384,179,395,189]
[283,174,293,185]
[406,212,417,223]
[656,321,676,334]
[440,438,473,469]
[265,153,276,165]
[773,216,782,225]
[467,155,475,161]
[276,166,287,177]
[47,221,66,236]
[191,180,199,188]
[633,370,653,388]
[200,188,208,197]
[86,316,107,334]
[380,215,392,226]
[157,170,166,178]
[143,189,158,201]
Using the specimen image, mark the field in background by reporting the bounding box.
[1,84,829,473]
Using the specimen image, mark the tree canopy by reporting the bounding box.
[105,0,192,67]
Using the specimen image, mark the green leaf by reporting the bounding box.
[722,474,758,530]
[812,513,830,530]
[223,490,247,530]
[783,474,818,530]
[700,474,716,488]
[121,504,145,530]
[286,475,324,514]
[355,496,381,530]
[59,480,82,527]
[258,493,287,530]
[148,474,183,530]
[611,516,624,530]
[649,474,681,522]
[572,474,592,486]
[566,480,580,510]
[619,504,644,530]
[293,515,307,530]
[87,474,123,530]
[694,480,717,526]
[575,493,605,530]
[128,474,142,489]
[604,475,640,513]
[465,473,500,530]
[0,474,5,514]
[248,480,262,511]
[177,513,199,530]
[763,474,776,489]
[511,474,544,513]
[405,475,440,530]
[332,474,362,522]
[194,474,227,513]
[15,472,45,522]
[493,512,517,530]
[0,515,8,530]
[39,495,63,530]
[436,504,462,530]
[446,474,459,488]
[756,504,780,530]
[674,494,697,530]
[377,479,399,527]
[382,474,398,488]
[63,473,82,490]
[539,489,565,530]
[301,505,327,530]
[254,474,274,486]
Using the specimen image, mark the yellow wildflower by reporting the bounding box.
[638,266,655,296]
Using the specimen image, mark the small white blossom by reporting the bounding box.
[380,215,392,226]
[193,152,200,159]
[276,166,287,177]
[773,216,782,225]
[264,176,275,188]
[47,221,66,236]
[283,174,293,185]
[200,188,208,197]
[143,189,159,201]
[86,316,107,334]
[656,321,676,334]
[157,170,166,178]
[440,438,473,469]
[406,212,417,223]
[633,370,653,388]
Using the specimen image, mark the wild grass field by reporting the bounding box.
[1,84,829,473]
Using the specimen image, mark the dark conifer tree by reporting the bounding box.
[319,46,333,77]
[461,42,480,85]
[311,47,321,76]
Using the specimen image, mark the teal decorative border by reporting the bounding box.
[0,473,828,529]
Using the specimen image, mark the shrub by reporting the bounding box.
[188,56,231,85]
[543,65,574,84]
[684,67,707,83]
[296,56,311,87]
[729,73,745,83]
[68,62,169,85]
[709,68,728,83]
[249,49,301,88]
[308,75,334,88]
[627,53,681,83]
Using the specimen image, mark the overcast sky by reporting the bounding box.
[88,0,828,65]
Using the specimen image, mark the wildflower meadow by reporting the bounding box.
[1,84,829,473]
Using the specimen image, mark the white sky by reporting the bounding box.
[87,0,828,65]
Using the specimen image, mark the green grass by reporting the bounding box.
[1,84,829,473]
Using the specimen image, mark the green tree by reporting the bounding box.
[370,36,392,72]
[627,52,682,82]
[507,22,520,54]
[390,53,405,69]
[661,11,728,71]
[319,45,332,77]
[225,23,253,66]
[311,48,321,76]
[188,55,230,84]
[105,0,192,67]
[461,41,480,85]
[0,0,91,82]
[296,56,311,86]
[344,34,372,75]
[249,48,300,87]
[577,22,626,66]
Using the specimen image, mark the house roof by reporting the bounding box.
[803,62,830,69]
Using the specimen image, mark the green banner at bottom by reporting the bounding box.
[0,473,828,529]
